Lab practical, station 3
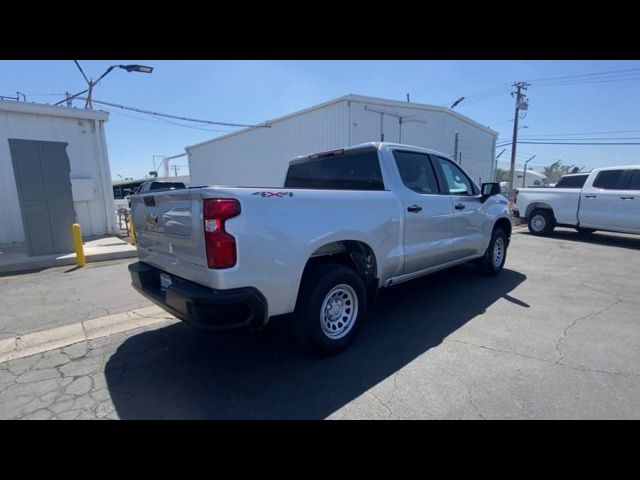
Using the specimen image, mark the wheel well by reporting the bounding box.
[494,217,512,242]
[525,202,554,221]
[302,240,378,294]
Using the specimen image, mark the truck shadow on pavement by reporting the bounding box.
[105,265,526,419]
[520,230,640,250]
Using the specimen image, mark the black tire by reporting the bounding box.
[291,263,367,355]
[576,227,596,235]
[478,228,508,275]
[527,209,555,236]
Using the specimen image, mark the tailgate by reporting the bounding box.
[131,189,207,269]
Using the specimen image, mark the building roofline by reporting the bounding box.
[185,94,498,152]
[0,99,109,121]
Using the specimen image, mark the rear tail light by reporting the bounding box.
[203,198,241,269]
[513,189,519,204]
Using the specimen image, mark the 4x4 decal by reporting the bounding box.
[252,191,295,197]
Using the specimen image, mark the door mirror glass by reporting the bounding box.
[481,182,501,198]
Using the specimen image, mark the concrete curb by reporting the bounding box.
[0,306,176,364]
[0,249,138,275]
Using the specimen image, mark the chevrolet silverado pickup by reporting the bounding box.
[514,165,640,236]
[128,142,512,354]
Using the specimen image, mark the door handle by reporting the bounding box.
[584,194,596,199]
[620,196,635,200]
[454,203,466,210]
[407,204,422,213]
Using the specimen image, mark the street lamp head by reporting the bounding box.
[450,97,465,109]
[120,64,153,74]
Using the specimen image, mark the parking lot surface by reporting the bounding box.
[0,259,151,340]
[0,228,638,419]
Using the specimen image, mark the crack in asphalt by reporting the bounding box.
[447,335,640,379]
[466,385,486,420]
[555,294,622,364]
[367,390,393,419]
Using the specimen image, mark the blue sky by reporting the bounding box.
[2,60,640,179]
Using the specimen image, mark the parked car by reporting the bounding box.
[514,165,640,236]
[128,143,511,354]
[127,181,186,208]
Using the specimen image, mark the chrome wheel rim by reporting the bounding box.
[531,214,546,232]
[320,284,358,340]
[493,237,505,268]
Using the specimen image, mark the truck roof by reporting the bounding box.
[290,142,454,164]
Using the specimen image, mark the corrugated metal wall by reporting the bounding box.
[189,101,350,187]
[0,107,116,245]
[188,98,496,188]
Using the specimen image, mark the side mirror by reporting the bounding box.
[481,182,501,201]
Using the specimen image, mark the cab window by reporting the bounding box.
[393,151,440,194]
[433,157,477,195]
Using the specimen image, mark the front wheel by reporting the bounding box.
[291,263,367,355]
[478,228,508,275]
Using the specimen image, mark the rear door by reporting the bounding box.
[431,156,486,259]
[615,169,640,233]
[391,150,455,273]
[579,169,626,229]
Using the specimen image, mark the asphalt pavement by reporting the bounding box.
[1,228,639,419]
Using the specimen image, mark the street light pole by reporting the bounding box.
[522,155,536,187]
[56,62,154,108]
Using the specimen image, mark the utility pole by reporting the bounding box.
[508,82,529,201]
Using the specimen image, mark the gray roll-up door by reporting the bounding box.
[9,139,77,256]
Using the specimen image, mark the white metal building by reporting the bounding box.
[187,94,499,188]
[0,100,116,255]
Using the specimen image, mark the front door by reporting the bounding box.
[9,139,76,256]
[432,156,486,259]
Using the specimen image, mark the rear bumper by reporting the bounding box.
[512,208,521,219]
[128,262,268,332]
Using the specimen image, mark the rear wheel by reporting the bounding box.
[291,263,367,355]
[528,209,555,236]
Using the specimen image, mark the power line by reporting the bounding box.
[107,108,238,133]
[527,66,640,84]
[75,97,271,129]
[519,129,640,137]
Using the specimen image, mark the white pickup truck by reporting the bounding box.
[128,142,512,354]
[514,165,640,236]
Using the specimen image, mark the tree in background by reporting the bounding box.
[543,161,584,184]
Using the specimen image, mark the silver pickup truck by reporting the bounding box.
[128,142,512,354]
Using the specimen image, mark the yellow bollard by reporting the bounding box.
[72,223,86,267]
[128,215,136,246]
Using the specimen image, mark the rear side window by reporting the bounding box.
[593,170,624,189]
[284,147,385,190]
[150,182,186,191]
[555,174,588,188]
[393,151,440,194]
[623,170,640,190]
